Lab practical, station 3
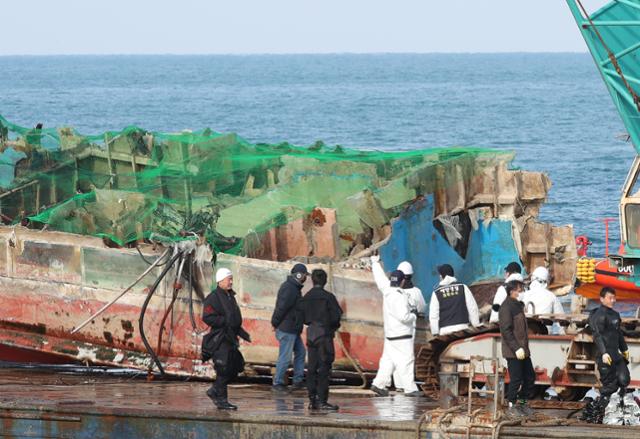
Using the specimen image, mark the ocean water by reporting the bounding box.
[0,53,633,256]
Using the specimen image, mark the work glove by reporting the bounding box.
[515,348,526,360]
[370,255,380,264]
[602,353,612,365]
[623,350,630,361]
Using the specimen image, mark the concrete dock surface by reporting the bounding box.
[1,367,640,438]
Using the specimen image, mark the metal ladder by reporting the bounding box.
[467,355,503,421]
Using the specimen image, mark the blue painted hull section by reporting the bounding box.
[379,195,521,302]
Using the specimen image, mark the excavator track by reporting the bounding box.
[416,323,501,398]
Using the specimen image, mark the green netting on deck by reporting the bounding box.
[0,114,512,257]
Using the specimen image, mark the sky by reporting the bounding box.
[0,0,608,55]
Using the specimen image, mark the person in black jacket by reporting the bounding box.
[300,269,343,410]
[499,279,535,418]
[590,287,630,403]
[202,268,251,410]
[271,263,308,392]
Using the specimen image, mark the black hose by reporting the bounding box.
[156,254,184,356]
[139,251,182,375]
[136,244,171,267]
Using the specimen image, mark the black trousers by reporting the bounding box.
[307,337,335,402]
[506,358,535,403]
[597,357,630,398]
[211,343,240,402]
[213,365,231,401]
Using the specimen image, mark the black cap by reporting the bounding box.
[437,264,454,278]
[389,270,405,287]
[291,263,309,275]
[504,262,522,274]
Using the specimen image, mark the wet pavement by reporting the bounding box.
[2,367,640,438]
[0,367,435,421]
[0,367,437,438]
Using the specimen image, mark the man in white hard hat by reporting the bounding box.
[370,256,421,397]
[520,266,564,333]
[371,258,426,392]
[490,262,524,323]
[202,268,251,410]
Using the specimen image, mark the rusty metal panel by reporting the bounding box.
[82,247,158,293]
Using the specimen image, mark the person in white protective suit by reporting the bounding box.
[520,266,566,400]
[371,257,426,392]
[490,262,524,323]
[520,266,565,333]
[429,264,480,336]
[369,261,421,397]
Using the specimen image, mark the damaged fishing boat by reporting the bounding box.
[0,115,576,377]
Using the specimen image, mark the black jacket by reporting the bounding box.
[300,286,343,344]
[498,296,529,359]
[271,276,304,334]
[201,287,250,361]
[589,305,628,361]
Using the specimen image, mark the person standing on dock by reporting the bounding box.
[489,262,523,323]
[202,268,251,410]
[499,279,535,418]
[369,263,421,397]
[371,257,425,392]
[271,263,308,392]
[589,287,630,407]
[429,264,479,336]
[300,269,343,411]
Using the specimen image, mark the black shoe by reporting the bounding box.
[291,381,306,391]
[272,384,288,393]
[371,385,389,397]
[308,397,320,410]
[215,400,238,410]
[404,391,422,397]
[317,401,339,411]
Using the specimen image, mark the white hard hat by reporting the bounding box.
[531,266,549,283]
[215,268,233,283]
[397,261,414,275]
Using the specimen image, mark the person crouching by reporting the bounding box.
[300,269,343,410]
[201,268,251,410]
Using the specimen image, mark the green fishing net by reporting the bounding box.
[0,115,510,257]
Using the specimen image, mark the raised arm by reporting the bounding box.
[371,257,390,291]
